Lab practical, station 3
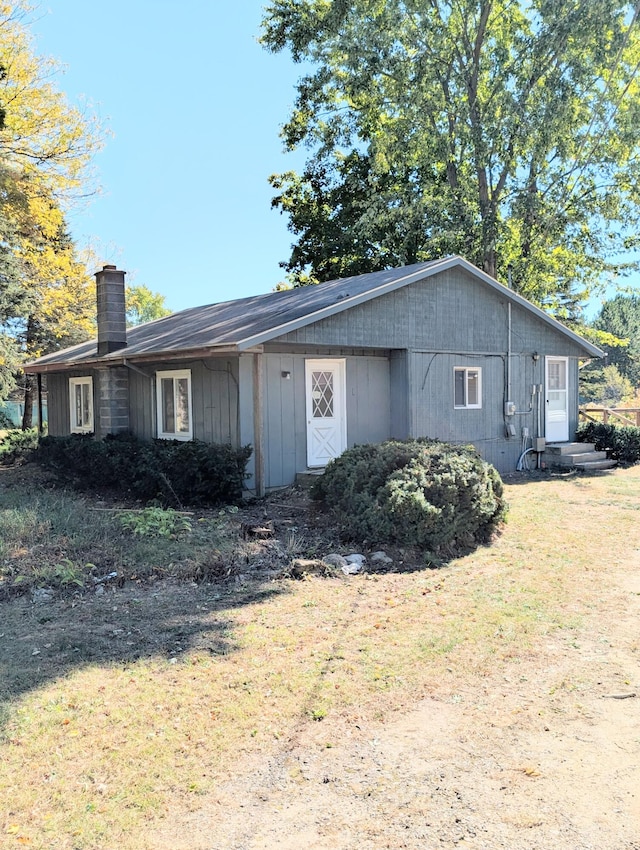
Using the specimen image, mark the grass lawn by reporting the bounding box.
[1,464,639,848]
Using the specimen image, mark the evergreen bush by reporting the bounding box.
[312,439,506,553]
[576,421,640,465]
[36,433,252,506]
[0,428,39,465]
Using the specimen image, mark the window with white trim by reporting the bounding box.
[454,367,482,409]
[69,377,94,433]
[156,370,193,440]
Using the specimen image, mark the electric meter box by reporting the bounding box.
[504,401,516,417]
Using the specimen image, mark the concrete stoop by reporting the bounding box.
[543,442,617,472]
[295,469,325,488]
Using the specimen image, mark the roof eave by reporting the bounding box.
[23,343,252,374]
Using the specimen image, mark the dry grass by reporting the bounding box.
[1,466,640,848]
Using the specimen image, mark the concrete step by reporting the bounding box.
[542,441,616,472]
[573,459,618,471]
[296,469,325,488]
[555,450,608,466]
[544,442,596,456]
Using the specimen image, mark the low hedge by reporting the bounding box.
[312,439,506,554]
[36,432,252,506]
[576,421,640,465]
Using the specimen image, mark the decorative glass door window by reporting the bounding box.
[69,377,93,433]
[156,370,193,439]
[311,370,334,418]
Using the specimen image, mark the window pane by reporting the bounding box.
[312,371,334,418]
[81,384,90,427]
[467,371,479,406]
[161,378,175,433]
[74,384,83,428]
[454,370,466,406]
[175,378,190,433]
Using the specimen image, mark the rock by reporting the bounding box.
[345,553,366,566]
[289,558,331,578]
[32,588,54,604]
[324,553,348,568]
[95,584,105,596]
[370,551,393,566]
[341,562,362,575]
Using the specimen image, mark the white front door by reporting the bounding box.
[545,356,569,442]
[305,359,347,467]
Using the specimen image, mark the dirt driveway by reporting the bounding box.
[147,485,640,850]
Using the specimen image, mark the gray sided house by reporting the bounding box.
[24,258,602,494]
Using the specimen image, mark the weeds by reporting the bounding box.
[119,507,193,539]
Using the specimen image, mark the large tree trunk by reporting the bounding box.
[21,315,37,430]
[21,373,34,430]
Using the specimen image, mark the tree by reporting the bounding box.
[126,284,171,327]
[593,294,640,387]
[0,3,102,412]
[262,1,640,308]
[580,363,634,406]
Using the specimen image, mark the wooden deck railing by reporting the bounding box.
[579,407,640,427]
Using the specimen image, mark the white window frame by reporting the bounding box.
[69,376,94,433]
[454,367,482,409]
[156,369,193,440]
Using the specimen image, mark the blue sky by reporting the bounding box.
[28,2,633,320]
[30,0,305,312]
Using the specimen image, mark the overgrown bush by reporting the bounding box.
[0,428,38,465]
[36,432,252,506]
[312,439,506,554]
[576,421,640,465]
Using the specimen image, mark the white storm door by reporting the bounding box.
[545,356,569,442]
[305,359,347,467]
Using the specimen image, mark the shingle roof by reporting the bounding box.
[24,256,602,371]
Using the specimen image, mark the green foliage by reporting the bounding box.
[0,408,14,429]
[0,428,38,465]
[577,421,640,465]
[592,294,640,387]
[119,507,192,539]
[262,1,640,307]
[125,284,171,327]
[312,439,506,554]
[579,364,634,407]
[36,433,252,507]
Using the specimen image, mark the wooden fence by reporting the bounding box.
[579,407,640,427]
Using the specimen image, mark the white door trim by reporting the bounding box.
[545,356,569,442]
[305,359,347,467]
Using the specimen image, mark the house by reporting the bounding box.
[24,257,602,494]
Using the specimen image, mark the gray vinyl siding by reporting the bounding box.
[129,358,240,445]
[262,352,390,489]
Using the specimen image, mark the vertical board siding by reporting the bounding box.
[263,352,391,488]
[47,370,98,436]
[278,268,587,358]
[389,351,409,438]
[46,373,71,435]
[410,350,564,472]
[128,358,240,445]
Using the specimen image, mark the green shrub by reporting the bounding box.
[312,439,506,553]
[0,428,38,465]
[36,433,252,507]
[576,421,640,465]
